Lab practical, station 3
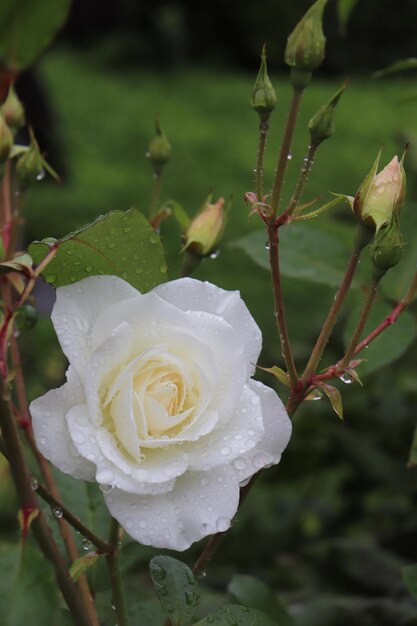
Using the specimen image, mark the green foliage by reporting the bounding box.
[194,604,279,625]
[150,555,200,625]
[228,575,295,625]
[343,296,417,376]
[0,0,71,71]
[0,542,61,625]
[337,0,361,33]
[29,209,167,291]
[232,220,352,288]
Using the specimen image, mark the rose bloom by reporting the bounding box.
[30,276,291,550]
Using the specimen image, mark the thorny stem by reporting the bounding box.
[268,223,299,387]
[106,519,130,626]
[287,142,318,216]
[338,275,380,371]
[301,224,372,384]
[0,393,93,626]
[271,87,304,219]
[36,481,112,554]
[354,268,417,355]
[9,335,100,626]
[255,118,270,202]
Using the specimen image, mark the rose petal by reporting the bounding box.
[66,405,180,495]
[232,380,292,484]
[185,383,265,470]
[52,276,138,378]
[103,464,240,550]
[30,367,95,481]
[153,277,262,375]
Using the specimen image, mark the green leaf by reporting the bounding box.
[0,542,61,626]
[0,253,32,274]
[373,58,417,79]
[228,575,294,626]
[194,604,279,626]
[257,365,290,388]
[69,551,102,582]
[29,209,167,292]
[0,0,71,71]
[403,564,417,600]
[343,296,417,376]
[317,383,344,420]
[149,556,200,626]
[231,221,353,288]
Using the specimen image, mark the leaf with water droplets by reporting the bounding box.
[317,383,344,420]
[194,604,279,625]
[69,551,102,582]
[29,209,167,292]
[228,575,295,626]
[149,555,200,625]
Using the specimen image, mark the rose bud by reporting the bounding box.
[353,151,406,232]
[308,80,347,146]
[285,0,328,88]
[183,195,226,258]
[370,210,404,278]
[16,130,44,187]
[1,86,25,132]
[0,113,13,163]
[148,118,171,168]
[251,45,277,121]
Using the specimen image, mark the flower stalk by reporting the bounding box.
[106,519,130,626]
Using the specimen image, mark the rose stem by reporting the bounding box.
[354,268,417,355]
[301,224,372,384]
[1,168,100,626]
[267,221,299,387]
[338,275,380,371]
[286,142,318,216]
[35,481,112,554]
[255,118,270,202]
[106,518,130,626]
[270,86,304,219]
[149,166,163,220]
[0,392,93,626]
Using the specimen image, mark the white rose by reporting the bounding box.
[30,276,291,551]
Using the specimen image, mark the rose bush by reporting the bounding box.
[30,276,291,550]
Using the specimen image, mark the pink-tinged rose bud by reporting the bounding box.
[183,196,226,257]
[353,152,406,232]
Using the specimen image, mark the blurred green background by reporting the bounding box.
[2,0,417,624]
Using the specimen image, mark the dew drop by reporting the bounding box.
[287,152,293,160]
[209,250,220,259]
[216,517,230,532]
[233,458,247,471]
[31,477,39,491]
[310,389,323,400]
[339,372,354,384]
[52,506,63,519]
[265,241,270,250]
[221,446,232,456]
[138,518,147,529]
[85,265,93,272]
[99,484,114,493]
[145,151,151,158]
[82,538,93,551]
[46,275,56,284]
[36,169,45,181]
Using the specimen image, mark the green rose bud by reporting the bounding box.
[308,81,347,146]
[16,130,44,187]
[1,87,25,132]
[148,118,171,168]
[370,210,403,278]
[285,0,328,88]
[353,151,406,232]
[183,195,226,258]
[0,113,13,163]
[251,45,277,121]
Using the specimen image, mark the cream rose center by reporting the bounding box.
[102,347,201,449]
